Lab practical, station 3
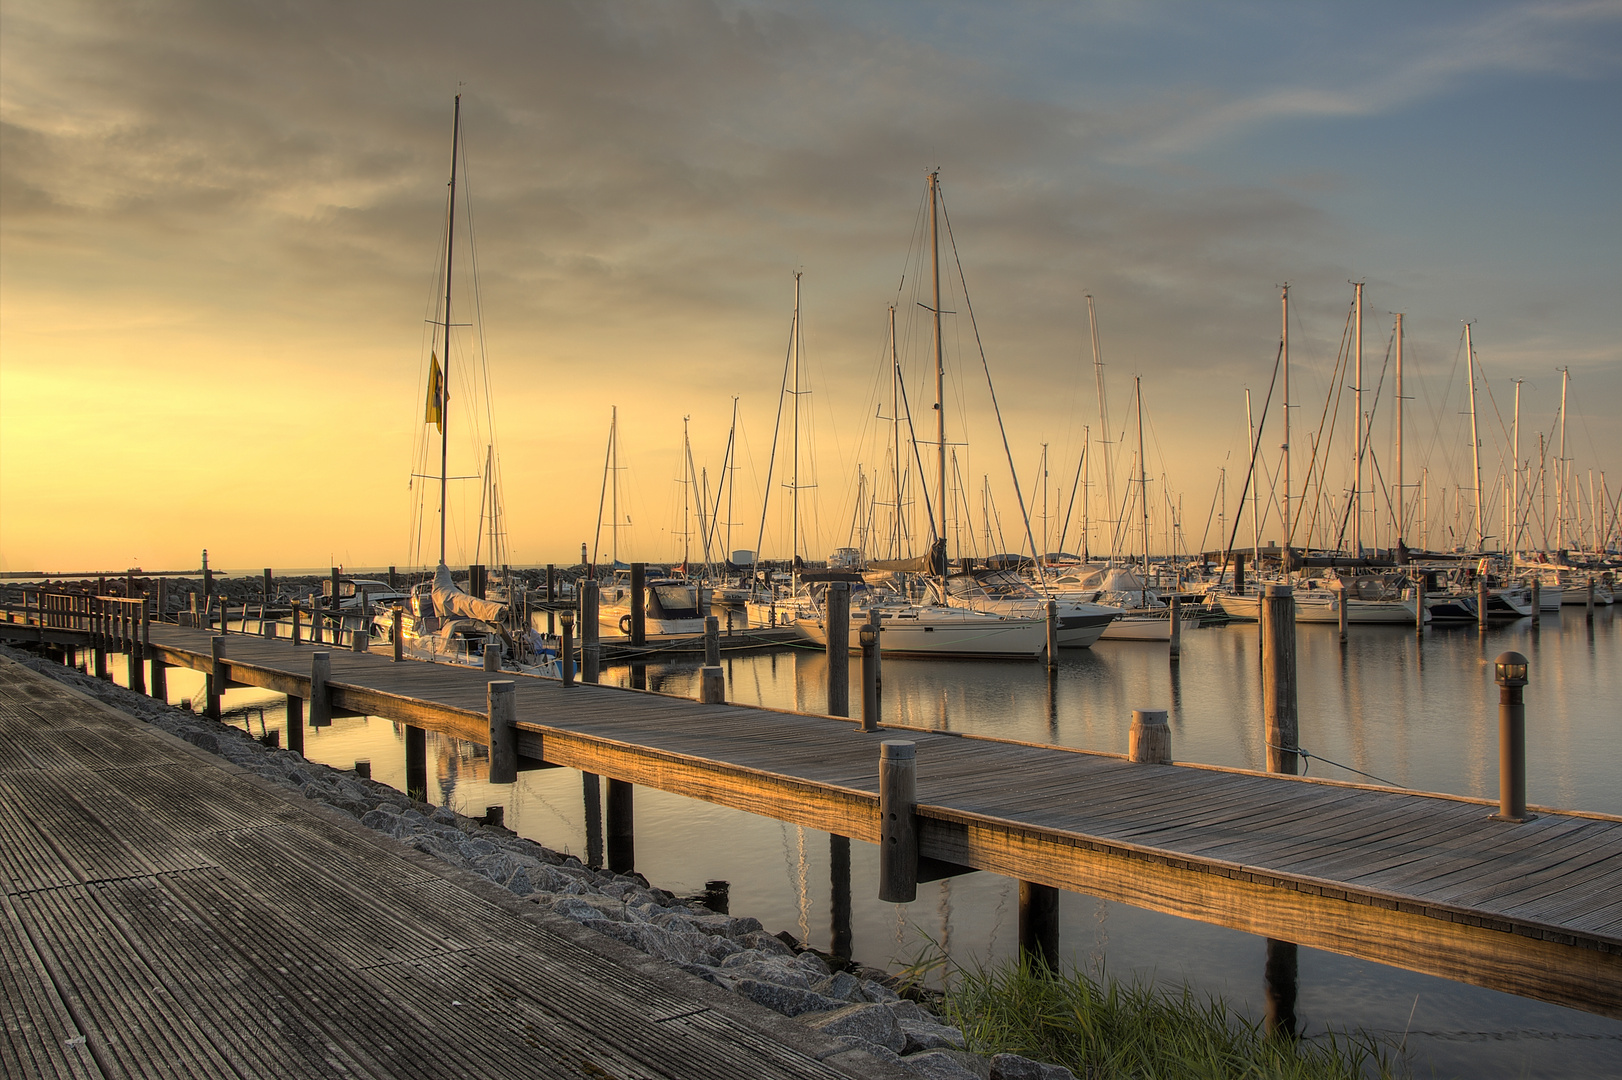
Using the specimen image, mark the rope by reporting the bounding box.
[1267,743,1403,788]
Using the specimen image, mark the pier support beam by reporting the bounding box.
[406,725,428,802]
[1264,940,1299,1039]
[830,834,853,962]
[1018,881,1060,971]
[607,779,635,874]
[583,772,603,868]
[284,695,304,755]
[150,660,167,703]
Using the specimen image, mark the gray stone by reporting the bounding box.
[717,955,814,989]
[833,1034,905,1065]
[409,832,462,864]
[861,979,903,1003]
[359,809,400,834]
[812,971,866,1003]
[548,896,611,923]
[904,1049,990,1080]
[184,731,219,753]
[884,999,932,1023]
[900,1018,967,1053]
[736,929,795,956]
[791,950,831,978]
[734,979,846,1018]
[800,1002,906,1054]
[989,1054,1077,1080]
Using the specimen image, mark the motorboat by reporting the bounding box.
[598,572,707,636]
[795,599,1048,660]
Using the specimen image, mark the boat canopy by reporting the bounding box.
[432,563,508,624]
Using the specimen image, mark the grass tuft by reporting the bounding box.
[899,945,1402,1080]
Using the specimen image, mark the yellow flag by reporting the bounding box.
[425,352,444,431]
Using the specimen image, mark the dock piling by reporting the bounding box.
[583,772,603,868]
[405,725,427,801]
[1169,595,1181,661]
[1129,709,1171,764]
[1588,576,1596,623]
[284,693,304,754]
[392,607,403,662]
[581,581,600,683]
[830,835,852,960]
[704,616,720,667]
[630,563,646,646]
[309,652,331,727]
[483,643,500,672]
[1531,579,1541,627]
[487,680,517,784]
[698,665,724,704]
[878,740,917,903]
[206,635,225,719]
[1018,881,1060,971]
[1262,585,1299,775]
[312,596,324,645]
[560,611,576,687]
[1478,579,1490,634]
[1415,573,1426,635]
[826,583,850,717]
[1045,600,1058,671]
[860,609,881,732]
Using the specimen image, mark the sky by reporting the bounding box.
[3,0,1619,573]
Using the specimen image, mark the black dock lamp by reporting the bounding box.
[1493,651,1532,822]
[559,608,576,688]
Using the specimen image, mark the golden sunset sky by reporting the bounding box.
[3,1,1618,572]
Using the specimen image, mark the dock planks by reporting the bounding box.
[0,656,908,1080]
[20,620,1622,1018]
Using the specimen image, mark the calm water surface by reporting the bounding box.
[148,606,1621,1079]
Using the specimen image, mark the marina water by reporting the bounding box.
[144,604,1619,1078]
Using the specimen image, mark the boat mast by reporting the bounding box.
[1465,322,1484,552]
[890,304,902,560]
[1082,426,1091,560]
[1281,284,1290,551]
[1087,295,1116,557]
[1246,388,1260,564]
[929,171,946,577]
[439,95,461,568]
[1136,376,1150,583]
[791,271,802,593]
[612,405,619,566]
[1512,378,1523,559]
[1352,281,1364,557]
[1557,366,1569,554]
[1395,312,1405,546]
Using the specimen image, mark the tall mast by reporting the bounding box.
[439,94,461,567]
[611,405,619,566]
[1465,322,1484,552]
[1512,378,1523,558]
[929,171,946,570]
[1281,284,1290,550]
[1557,366,1569,554]
[1352,281,1364,556]
[890,305,902,560]
[1082,426,1090,560]
[1246,388,1260,563]
[682,415,692,570]
[1394,312,1405,545]
[791,271,802,592]
[1136,377,1150,580]
[726,397,738,559]
[1086,295,1115,554]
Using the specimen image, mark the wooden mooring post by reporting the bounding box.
[1129,709,1171,764]
[703,616,720,667]
[583,772,604,868]
[878,740,917,903]
[1415,573,1426,635]
[392,607,403,662]
[1168,595,1181,661]
[1262,584,1299,775]
[1531,579,1541,628]
[581,580,600,683]
[309,651,331,727]
[1478,578,1490,634]
[405,725,428,802]
[698,666,725,704]
[630,563,647,646]
[487,680,517,784]
[860,609,881,732]
[284,691,304,755]
[825,582,850,717]
[206,635,225,719]
[483,643,500,673]
[560,611,576,687]
[830,834,853,961]
[1045,600,1058,672]
[1018,881,1059,971]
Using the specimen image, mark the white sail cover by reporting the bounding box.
[432,563,508,624]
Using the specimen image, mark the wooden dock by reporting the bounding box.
[0,656,911,1080]
[5,611,1621,1021]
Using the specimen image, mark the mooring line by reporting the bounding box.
[1267,743,1403,788]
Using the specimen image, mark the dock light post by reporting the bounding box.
[1494,651,1532,822]
[560,609,576,687]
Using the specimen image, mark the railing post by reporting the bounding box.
[291,602,302,647]
[312,595,324,645]
[860,609,881,732]
[826,582,850,717]
[128,602,146,694]
[487,680,517,784]
[878,740,918,903]
[1261,584,1299,775]
[1128,708,1171,763]
[309,651,331,727]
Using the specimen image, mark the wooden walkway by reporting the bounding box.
[14,620,1622,1020]
[0,656,912,1080]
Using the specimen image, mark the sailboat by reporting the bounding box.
[795,171,1048,660]
[373,97,554,674]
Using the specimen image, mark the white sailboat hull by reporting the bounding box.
[795,608,1047,659]
[1215,593,1424,624]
